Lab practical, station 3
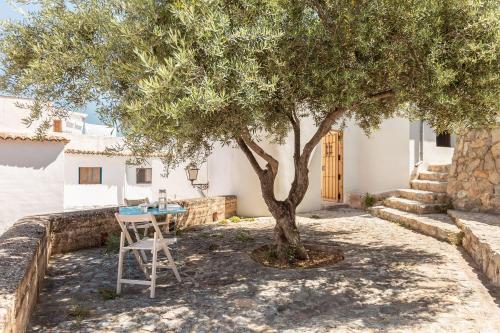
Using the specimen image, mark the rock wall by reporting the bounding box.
[51,196,237,254]
[447,126,500,214]
[0,195,236,333]
[449,210,500,287]
[0,215,52,333]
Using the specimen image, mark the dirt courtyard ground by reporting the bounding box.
[29,209,500,332]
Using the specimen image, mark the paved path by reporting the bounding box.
[29,209,500,332]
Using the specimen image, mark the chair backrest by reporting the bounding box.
[124,197,150,206]
[114,213,165,245]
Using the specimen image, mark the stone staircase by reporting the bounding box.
[370,164,463,245]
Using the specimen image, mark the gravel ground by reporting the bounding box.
[29,209,500,333]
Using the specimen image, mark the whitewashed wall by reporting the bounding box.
[64,154,126,208]
[0,140,65,233]
[228,116,413,217]
[343,117,412,195]
[124,159,207,202]
[422,123,455,164]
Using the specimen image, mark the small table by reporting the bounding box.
[119,204,187,237]
[119,204,187,216]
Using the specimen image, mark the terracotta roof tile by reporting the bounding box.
[65,149,169,158]
[0,131,70,143]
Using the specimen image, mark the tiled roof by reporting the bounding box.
[65,149,169,158]
[64,149,134,156]
[0,131,70,143]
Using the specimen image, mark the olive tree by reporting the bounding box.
[1,0,497,261]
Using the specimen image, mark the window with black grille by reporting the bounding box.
[436,132,451,147]
[136,168,152,184]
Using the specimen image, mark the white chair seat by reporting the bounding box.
[124,237,176,250]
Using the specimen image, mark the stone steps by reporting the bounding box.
[428,164,451,173]
[397,189,450,204]
[384,197,447,214]
[419,171,449,182]
[370,206,463,244]
[411,179,448,193]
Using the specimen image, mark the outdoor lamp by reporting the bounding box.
[185,163,209,191]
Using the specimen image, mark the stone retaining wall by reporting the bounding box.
[0,195,236,333]
[447,126,500,214]
[449,210,500,287]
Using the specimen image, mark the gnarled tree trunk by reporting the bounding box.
[236,108,346,263]
[271,200,308,261]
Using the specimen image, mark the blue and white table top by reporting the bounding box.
[119,204,187,216]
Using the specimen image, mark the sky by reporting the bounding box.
[0,0,103,124]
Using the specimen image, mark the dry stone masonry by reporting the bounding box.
[449,210,500,287]
[447,125,500,214]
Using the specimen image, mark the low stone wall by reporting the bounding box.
[449,210,500,287]
[0,195,236,333]
[447,126,500,214]
[0,215,52,333]
[51,195,236,254]
[176,195,237,228]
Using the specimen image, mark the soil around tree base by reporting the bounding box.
[250,243,344,269]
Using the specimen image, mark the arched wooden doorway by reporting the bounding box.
[321,131,343,202]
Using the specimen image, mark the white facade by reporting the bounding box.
[0,140,65,234]
[0,95,456,232]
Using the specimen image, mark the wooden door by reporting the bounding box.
[321,131,343,202]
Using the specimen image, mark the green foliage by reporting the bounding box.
[228,216,241,223]
[0,0,497,164]
[67,304,91,320]
[98,288,119,301]
[287,246,297,263]
[362,193,375,208]
[310,214,321,219]
[264,248,278,261]
[235,231,254,242]
[104,233,120,254]
[219,216,255,224]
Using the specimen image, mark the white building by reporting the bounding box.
[0,95,455,233]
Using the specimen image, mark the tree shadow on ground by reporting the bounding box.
[28,210,494,332]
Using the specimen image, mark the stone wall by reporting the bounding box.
[176,195,237,228]
[447,126,500,214]
[51,195,237,254]
[0,195,236,332]
[0,215,52,333]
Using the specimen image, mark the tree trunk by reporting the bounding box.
[236,108,347,264]
[270,201,309,263]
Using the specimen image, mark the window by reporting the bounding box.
[79,167,102,184]
[136,168,152,184]
[53,119,62,132]
[436,132,451,147]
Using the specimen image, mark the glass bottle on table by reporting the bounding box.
[158,189,167,211]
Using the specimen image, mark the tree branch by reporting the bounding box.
[300,107,345,164]
[366,89,395,102]
[286,107,345,205]
[286,110,301,163]
[237,136,280,211]
[241,130,279,176]
[236,137,264,175]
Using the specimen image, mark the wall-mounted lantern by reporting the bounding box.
[185,163,209,191]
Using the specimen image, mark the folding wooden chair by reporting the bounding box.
[115,213,181,298]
